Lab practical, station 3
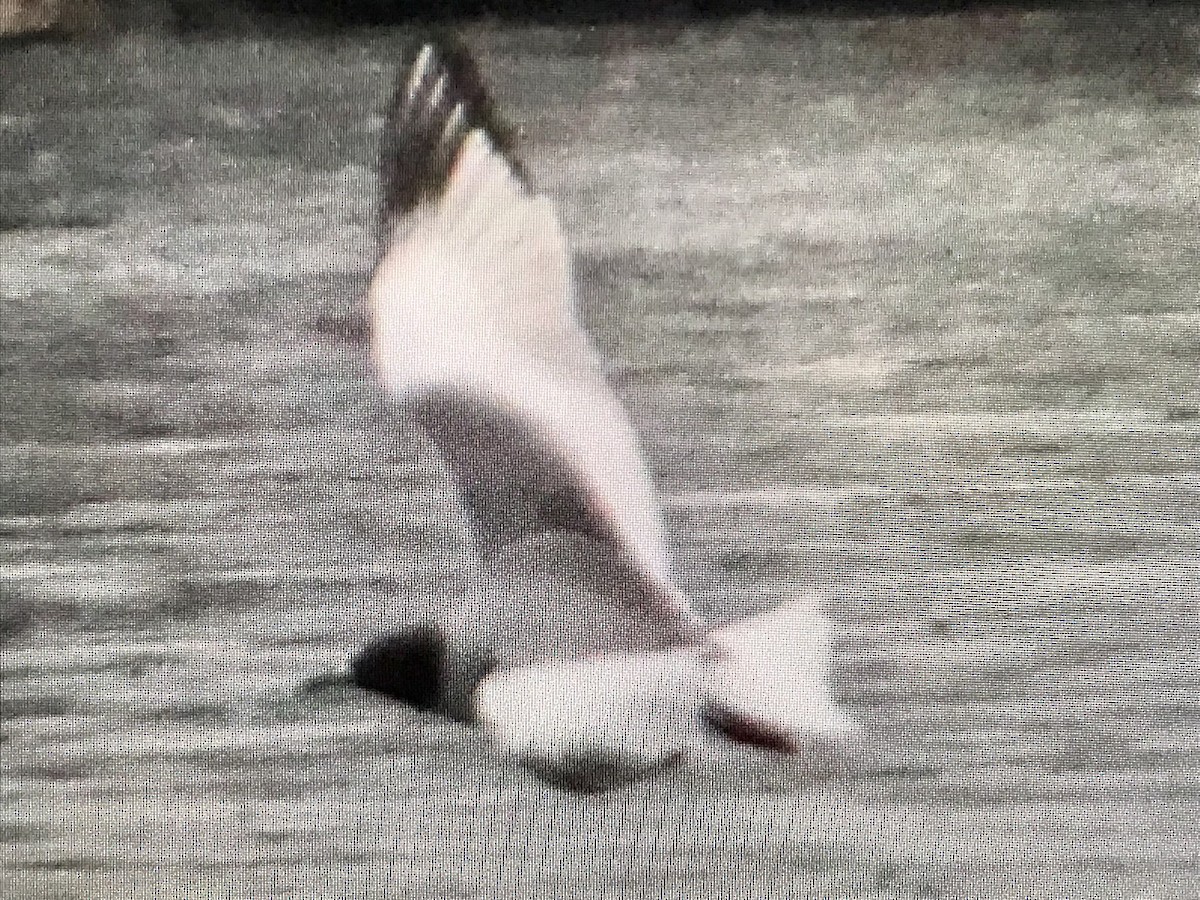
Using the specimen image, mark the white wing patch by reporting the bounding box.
[369,129,677,590]
[404,44,434,103]
[439,102,466,150]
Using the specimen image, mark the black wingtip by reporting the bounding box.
[379,34,525,234]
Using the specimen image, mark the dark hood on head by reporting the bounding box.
[352,621,497,722]
[352,624,445,712]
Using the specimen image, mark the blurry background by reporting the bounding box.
[2,3,1199,899]
[4,0,1200,33]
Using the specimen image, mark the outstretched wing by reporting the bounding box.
[369,40,678,593]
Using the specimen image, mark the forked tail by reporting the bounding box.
[379,36,525,234]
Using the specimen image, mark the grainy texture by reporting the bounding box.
[2,11,1199,900]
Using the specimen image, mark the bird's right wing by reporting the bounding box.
[369,40,680,600]
[474,647,704,793]
[474,596,858,792]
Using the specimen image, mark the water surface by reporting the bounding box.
[2,14,1199,899]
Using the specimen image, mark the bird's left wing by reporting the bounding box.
[369,40,679,596]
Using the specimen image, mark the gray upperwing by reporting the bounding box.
[410,388,626,560]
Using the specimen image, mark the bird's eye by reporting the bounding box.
[351,624,444,711]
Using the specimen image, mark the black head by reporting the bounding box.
[351,624,444,712]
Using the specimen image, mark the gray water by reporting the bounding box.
[2,15,1199,900]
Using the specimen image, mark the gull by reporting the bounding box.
[352,37,856,793]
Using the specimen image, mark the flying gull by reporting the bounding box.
[352,37,857,793]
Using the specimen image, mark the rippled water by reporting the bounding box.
[3,14,1200,900]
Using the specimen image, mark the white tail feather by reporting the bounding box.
[703,597,859,744]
